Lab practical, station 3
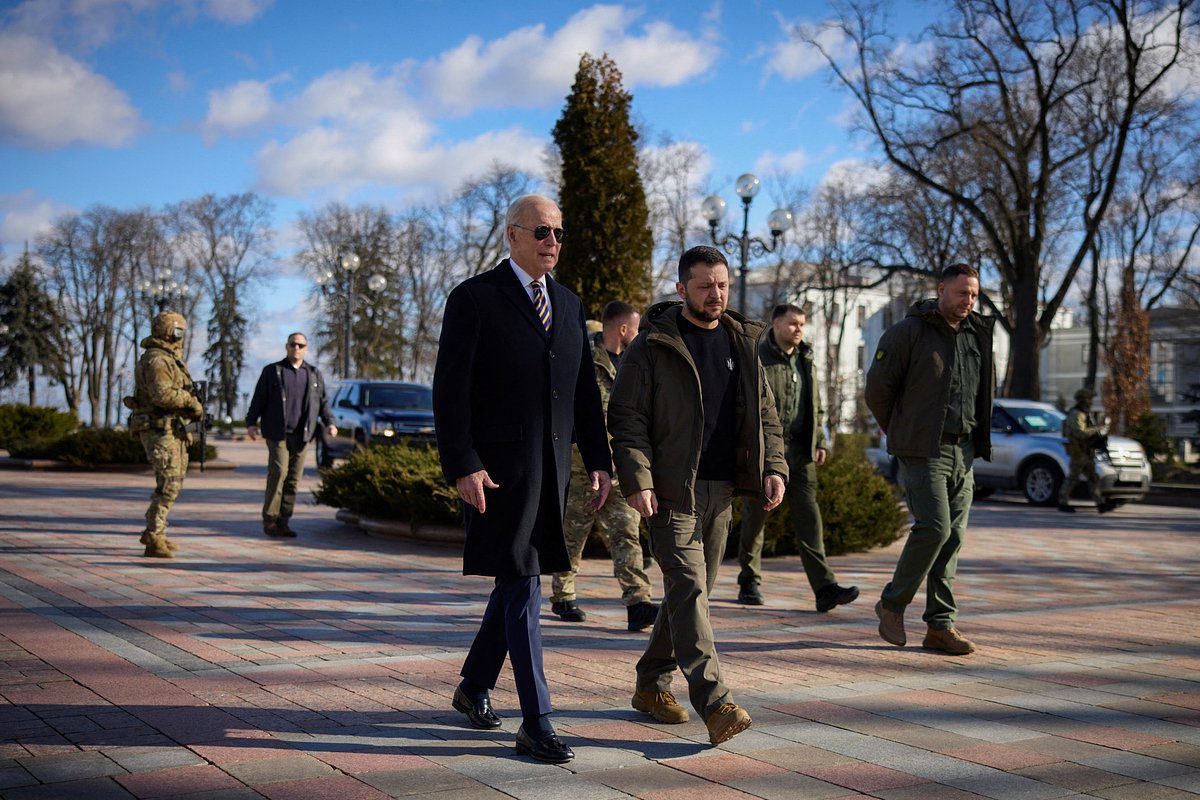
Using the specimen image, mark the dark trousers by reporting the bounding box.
[461,575,552,719]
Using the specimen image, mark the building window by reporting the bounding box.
[857,305,866,326]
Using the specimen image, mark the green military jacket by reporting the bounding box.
[865,298,996,460]
[1062,405,1103,459]
[572,332,620,482]
[759,330,826,462]
[131,336,201,437]
[607,301,788,513]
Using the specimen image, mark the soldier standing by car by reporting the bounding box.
[127,311,203,559]
[246,333,337,538]
[550,301,658,632]
[1058,387,1114,513]
[865,263,995,656]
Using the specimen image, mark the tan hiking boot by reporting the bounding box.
[705,703,751,745]
[139,531,178,552]
[142,535,175,559]
[922,626,976,656]
[631,690,689,724]
[875,600,906,646]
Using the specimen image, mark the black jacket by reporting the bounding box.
[245,360,334,443]
[432,261,610,578]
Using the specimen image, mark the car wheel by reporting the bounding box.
[316,437,333,469]
[1020,458,1062,506]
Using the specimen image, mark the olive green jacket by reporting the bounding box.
[759,331,826,461]
[1062,405,1103,459]
[607,301,788,513]
[865,299,995,460]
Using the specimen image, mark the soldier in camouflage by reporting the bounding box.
[1058,387,1114,513]
[128,311,203,558]
[550,302,658,633]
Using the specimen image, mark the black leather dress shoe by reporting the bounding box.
[515,725,574,763]
[452,686,501,729]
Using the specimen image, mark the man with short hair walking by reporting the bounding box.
[865,263,995,656]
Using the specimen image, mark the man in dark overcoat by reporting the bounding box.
[432,194,611,764]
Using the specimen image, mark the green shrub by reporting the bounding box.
[0,404,78,449]
[315,441,461,528]
[8,427,215,466]
[1126,411,1172,463]
[727,432,905,558]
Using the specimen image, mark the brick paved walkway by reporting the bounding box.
[1,438,1198,799]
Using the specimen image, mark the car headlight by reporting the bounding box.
[372,421,396,436]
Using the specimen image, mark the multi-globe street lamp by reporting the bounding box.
[700,173,793,315]
[138,268,191,314]
[315,253,386,378]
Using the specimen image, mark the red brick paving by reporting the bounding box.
[1,438,1199,798]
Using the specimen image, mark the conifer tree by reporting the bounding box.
[552,53,652,318]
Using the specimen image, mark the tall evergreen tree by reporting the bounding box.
[0,253,62,406]
[552,53,653,318]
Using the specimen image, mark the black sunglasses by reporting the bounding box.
[511,223,565,242]
[287,341,307,348]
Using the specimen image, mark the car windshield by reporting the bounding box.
[1005,405,1065,434]
[362,386,432,409]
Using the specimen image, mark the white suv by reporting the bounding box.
[867,398,1152,506]
[975,398,1151,506]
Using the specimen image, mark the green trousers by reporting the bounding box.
[141,430,188,538]
[263,432,309,523]
[882,439,974,630]
[636,480,735,720]
[738,457,836,594]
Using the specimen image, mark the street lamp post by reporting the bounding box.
[325,254,387,379]
[701,173,793,315]
[138,268,191,314]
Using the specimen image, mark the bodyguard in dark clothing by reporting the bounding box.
[245,333,336,538]
[433,195,611,764]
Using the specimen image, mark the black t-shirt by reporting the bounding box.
[678,315,737,481]
[281,363,309,434]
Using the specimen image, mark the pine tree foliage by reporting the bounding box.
[552,53,653,318]
[0,253,63,405]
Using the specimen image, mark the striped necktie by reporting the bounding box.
[530,281,551,332]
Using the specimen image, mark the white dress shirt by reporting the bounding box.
[510,259,552,328]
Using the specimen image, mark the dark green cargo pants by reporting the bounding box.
[881,439,974,630]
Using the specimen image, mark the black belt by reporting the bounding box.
[941,431,971,444]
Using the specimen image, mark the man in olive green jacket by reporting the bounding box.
[608,245,787,747]
[737,304,858,612]
[865,263,995,656]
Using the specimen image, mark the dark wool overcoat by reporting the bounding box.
[432,261,610,577]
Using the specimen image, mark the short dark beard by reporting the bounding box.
[684,295,722,324]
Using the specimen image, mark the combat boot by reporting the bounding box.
[140,530,178,552]
[143,535,175,558]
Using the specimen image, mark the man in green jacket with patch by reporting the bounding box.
[865,263,995,656]
[608,245,787,747]
[737,303,858,612]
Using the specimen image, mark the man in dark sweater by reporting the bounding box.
[245,333,337,538]
[608,246,787,747]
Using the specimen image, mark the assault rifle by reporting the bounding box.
[193,380,214,472]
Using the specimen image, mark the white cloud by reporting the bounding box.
[765,18,848,81]
[754,147,810,175]
[0,190,75,254]
[198,0,273,26]
[818,157,890,191]
[204,78,280,137]
[0,32,141,148]
[421,5,715,115]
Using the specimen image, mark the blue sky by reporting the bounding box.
[0,0,905,389]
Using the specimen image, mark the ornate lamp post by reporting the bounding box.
[317,254,387,378]
[138,268,191,314]
[701,173,793,314]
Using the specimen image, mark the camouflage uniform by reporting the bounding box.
[128,312,202,558]
[551,333,652,607]
[1059,389,1105,509]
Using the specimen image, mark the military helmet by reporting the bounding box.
[1074,387,1095,403]
[151,311,187,341]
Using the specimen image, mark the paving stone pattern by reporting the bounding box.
[1,438,1198,798]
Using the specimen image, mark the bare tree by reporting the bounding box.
[802,0,1197,397]
[640,134,711,299]
[169,193,273,421]
[448,164,537,277]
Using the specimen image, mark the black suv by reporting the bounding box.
[316,380,435,467]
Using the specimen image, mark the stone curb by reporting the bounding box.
[334,508,464,545]
[0,456,237,472]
